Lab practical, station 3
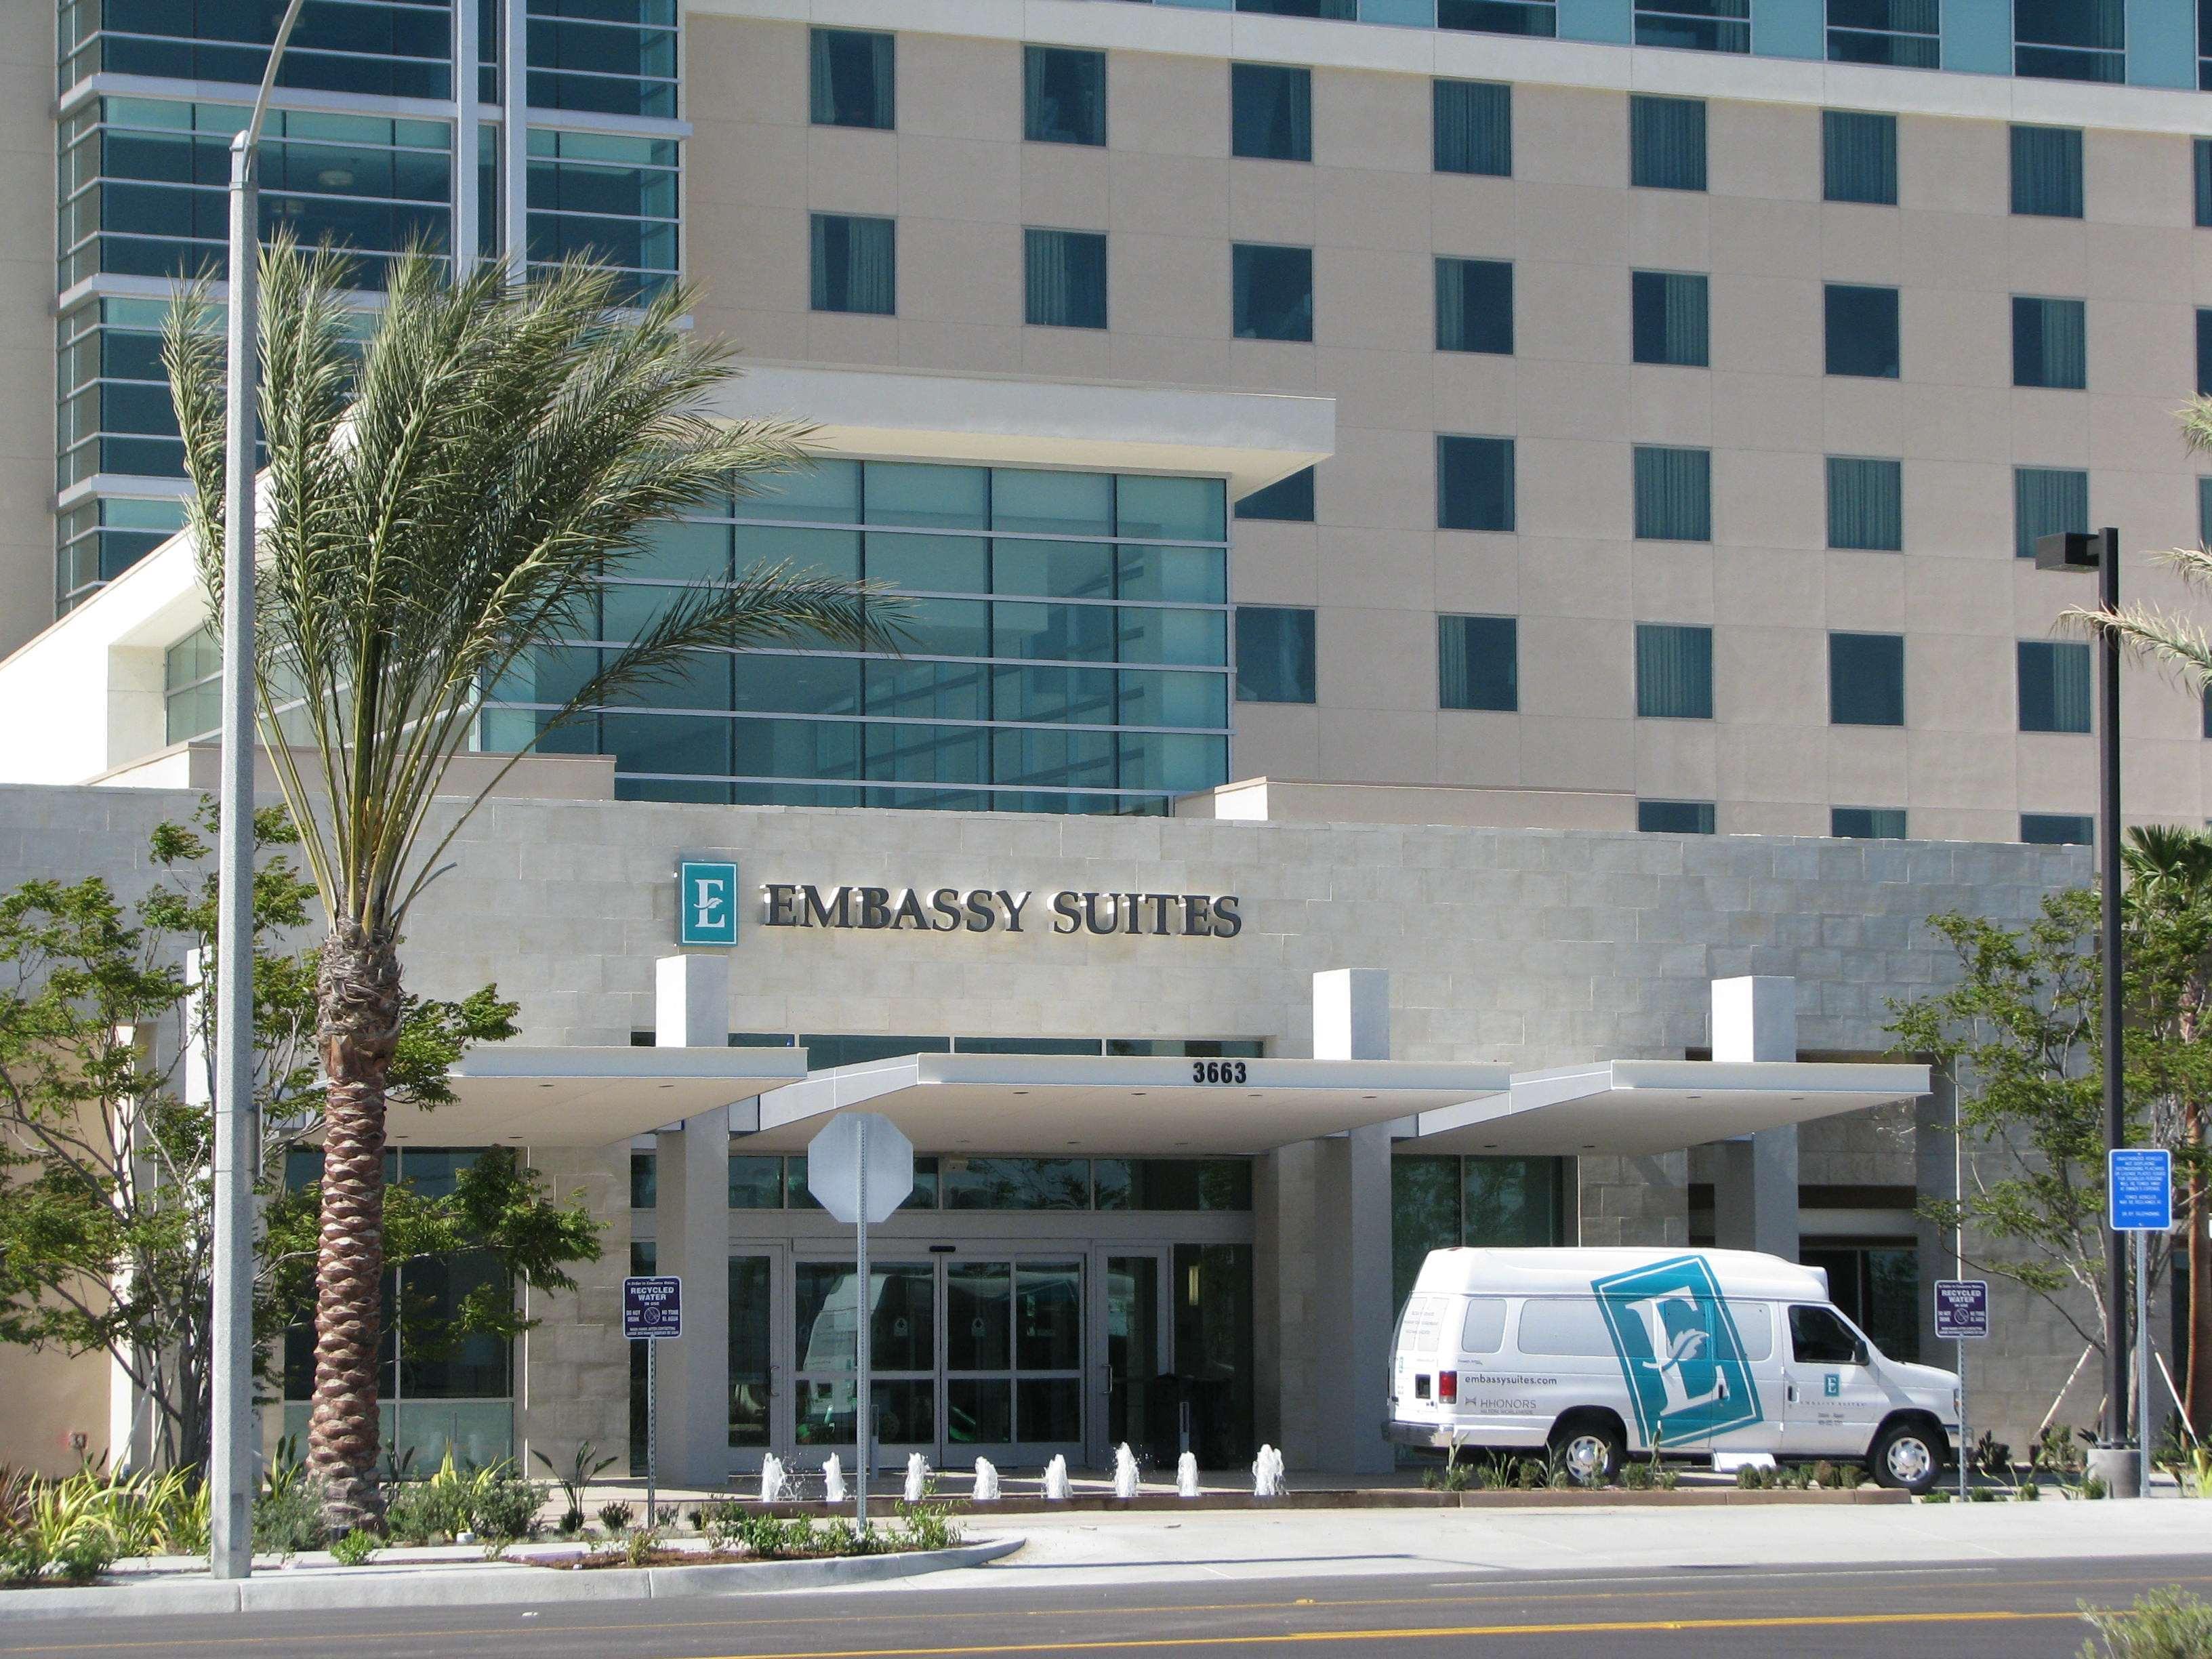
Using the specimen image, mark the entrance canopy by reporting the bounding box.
[384,1044,812,1146]
[735,1052,1512,1155]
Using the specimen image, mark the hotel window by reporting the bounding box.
[1633,447,1712,542]
[1826,1,1939,68]
[2013,297,2087,390]
[1025,230,1107,330]
[1827,457,1903,552]
[811,27,893,129]
[57,497,183,613]
[1436,259,1513,355]
[1025,46,1105,146]
[1632,271,1709,367]
[59,0,456,99]
[1433,79,1511,176]
[811,214,896,315]
[1237,0,1356,15]
[1233,244,1313,342]
[1436,436,1515,533]
[1825,284,1900,379]
[1439,0,1558,34]
[1830,632,1905,726]
[57,298,184,489]
[164,626,222,745]
[2018,639,2092,733]
[529,1,679,119]
[1237,467,1315,523]
[2197,139,2212,224]
[1832,807,1907,839]
[1235,606,1316,704]
[2015,0,2123,83]
[2201,476,2212,546]
[1232,64,1311,163]
[1635,0,1748,52]
[1639,799,1716,834]
[1636,623,1714,720]
[2022,813,2093,846]
[2198,310,2212,396]
[1823,110,1898,205]
[2011,125,2084,218]
[1438,615,1518,712]
[1630,95,1706,191]
[2014,466,2088,559]
[527,129,680,304]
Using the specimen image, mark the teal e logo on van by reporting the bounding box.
[1824,1372,1841,1399]
[1593,1255,1763,1445]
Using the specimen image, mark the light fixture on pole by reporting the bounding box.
[210,0,312,1582]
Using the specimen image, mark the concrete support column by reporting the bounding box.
[652,955,730,1492]
[1708,977,1800,1261]
[1915,1069,1959,1360]
[1307,970,1394,1476]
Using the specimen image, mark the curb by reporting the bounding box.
[0,1536,1023,1621]
[705,1487,1906,1516]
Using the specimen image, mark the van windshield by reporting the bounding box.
[1788,1304,1870,1366]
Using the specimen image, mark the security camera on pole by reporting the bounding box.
[807,1113,914,1525]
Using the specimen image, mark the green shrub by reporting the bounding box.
[1920,1488,1952,1503]
[1967,1485,2000,1502]
[331,1528,378,1567]
[467,1471,546,1542]
[2018,1479,2042,1501]
[2082,1475,2110,1502]
[2078,1586,2212,1658]
[0,1474,117,1584]
[890,1499,966,1553]
[1619,1460,1653,1491]
[597,1500,634,1535]
[253,1481,327,1554]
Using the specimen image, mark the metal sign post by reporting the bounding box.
[2109,1147,2173,1499]
[623,1275,682,1526]
[1935,1280,1988,1500]
[808,1113,914,1530]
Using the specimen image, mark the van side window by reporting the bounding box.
[1788,1304,1868,1366]
[1726,1300,1773,1361]
[1461,1296,1507,1354]
[1401,1294,1445,1355]
[1517,1296,1616,1357]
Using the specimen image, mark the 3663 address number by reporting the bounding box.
[1191,1061,1250,1084]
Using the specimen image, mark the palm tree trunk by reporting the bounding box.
[306,918,402,1529]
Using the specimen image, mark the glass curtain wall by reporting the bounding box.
[1389,1155,1572,1312]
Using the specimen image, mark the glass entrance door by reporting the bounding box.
[792,1259,937,1479]
[726,1250,783,1473]
[1102,1251,1172,1468]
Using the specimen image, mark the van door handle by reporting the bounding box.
[1786,1382,1798,1404]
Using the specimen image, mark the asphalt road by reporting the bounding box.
[5,1555,2211,1659]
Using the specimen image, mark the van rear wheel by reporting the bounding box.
[1869,1420,1943,1494]
[1549,1414,1626,1486]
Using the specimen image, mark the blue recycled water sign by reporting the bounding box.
[1593,1254,1763,1446]
[2109,1148,2173,1233]
[623,1275,682,1340]
[677,860,739,947]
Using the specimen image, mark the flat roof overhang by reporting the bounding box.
[735,1052,1513,1155]
[384,1044,812,1146]
[1405,1061,1931,1158]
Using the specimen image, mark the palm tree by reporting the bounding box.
[163,242,890,1526]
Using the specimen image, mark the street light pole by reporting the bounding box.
[210,0,311,1582]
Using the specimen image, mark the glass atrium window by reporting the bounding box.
[2018,640,2092,733]
[60,0,455,100]
[1233,244,1314,342]
[1236,467,1315,523]
[1439,0,1557,35]
[2013,296,2087,390]
[1433,79,1511,176]
[1824,284,1900,379]
[1439,615,1517,712]
[2022,813,2093,846]
[1025,230,1107,329]
[1832,807,1907,839]
[811,214,896,315]
[810,27,894,130]
[1827,0,1939,67]
[1232,64,1312,163]
[1436,436,1515,533]
[1631,271,1709,367]
[1639,799,1716,834]
[1630,95,1706,191]
[1025,46,1105,146]
[1636,623,1714,720]
[1633,447,1712,541]
[2011,125,2084,218]
[1829,632,1904,726]
[1435,259,1513,354]
[57,298,184,489]
[529,0,679,120]
[56,497,182,613]
[527,128,679,303]
[1235,607,1316,704]
[164,626,222,745]
[2015,0,2123,83]
[1827,457,1903,552]
[1635,0,1749,53]
[1822,110,1898,205]
[2014,466,2088,559]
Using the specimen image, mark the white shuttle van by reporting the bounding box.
[1387,1247,1961,1492]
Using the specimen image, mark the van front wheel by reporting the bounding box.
[1549,1414,1626,1486]
[1868,1420,1944,1493]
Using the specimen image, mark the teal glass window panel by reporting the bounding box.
[1631,270,1708,367]
[1024,228,1108,329]
[1117,475,1225,542]
[2013,467,2088,559]
[1436,435,1515,531]
[733,716,863,781]
[602,649,731,712]
[810,27,894,129]
[903,598,993,658]
[994,600,1117,663]
[1024,45,1106,146]
[1633,446,1713,541]
[729,1156,783,1210]
[1239,0,1357,15]
[636,518,731,583]
[1635,622,1714,718]
[2013,0,2123,83]
[1094,1159,1254,1212]
[2010,125,2083,218]
[1639,799,1716,834]
[1438,615,1517,711]
[865,462,989,530]
[992,469,1113,536]
[1117,544,1227,604]
[487,644,598,706]
[810,213,896,314]
[599,581,687,643]
[733,459,861,523]
[1120,669,1230,729]
[2013,296,2087,389]
[1232,64,1312,162]
[993,664,1118,724]
[865,533,990,594]
[1826,457,1904,551]
[481,706,600,757]
[1462,1156,1565,1246]
[994,539,1114,598]
[604,712,733,777]
[1120,607,1228,667]
[2198,139,2212,227]
[1829,631,1905,726]
[866,659,990,722]
[941,1158,1090,1211]
[734,526,862,583]
[1235,606,1316,703]
[1118,731,1229,794]
[1635,0,1749,53]
[1233,243,1315,342]
[2200,310,2212,397]
[2018,639,2092,733]
[1825,283,1900,377]
[1435,258,1513,354]
[1832,806,1908,839]
[731,653,863,716]
[2022,813,2093,846]
[991,726,1118,790]
[1826,2,1939,68]
[2200,476,2212,546]
[1433,79,1511,176]
[1234,468,1315,523]
[1438,0,1557,36]
[867,722,989,785]
[1630,94,1706,191]
[1822,109,1898,204]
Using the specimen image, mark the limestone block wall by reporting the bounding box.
[512,1144,632,1482]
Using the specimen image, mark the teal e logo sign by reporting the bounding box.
[678,861,739,946]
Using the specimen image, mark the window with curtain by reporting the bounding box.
[1825,284,1900,378]
[1433,79,1512,176]
[810,28,894,130]
[1634,447,1712,541]
[1630,94,1706,191]
[1439,0,1559,35]
[2200,476,2212,546]
[1832,806,1907,839]
[1232,64,1312,162]
[1822,110,1898,204]
[1635,0,1748,52]
[1829,632,1904,726]
[1636,623,1714,719]
[1234,606,1315,703]
[1827,1,1939,68]
[2198,310,2212,396]
[1237,0,1356,14]
[1435,258,1513,354]
[810,213,896,315]
[1024,45,1105,146]
[1639,799,1716,834]
[2014,466,2088,558]
[2197,139,2212,226]
[1827,457,1903,552]
[1237,467,1316,523]
[1233,243,1313,342]
[2014,0,2124,83]
[1025,228,1107,329]
[2018,639,2092,733]
[2013,296,2086,389]
[1438,615,1517,711]
[2010,125,2084,218]
[1632,271,1709,367]
[1436,435,1515,532]
[2022,813,2093,845]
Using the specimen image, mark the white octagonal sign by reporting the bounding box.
[807,1111,915,1224]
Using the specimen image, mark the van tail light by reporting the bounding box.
[1438,1370,1458,1404]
